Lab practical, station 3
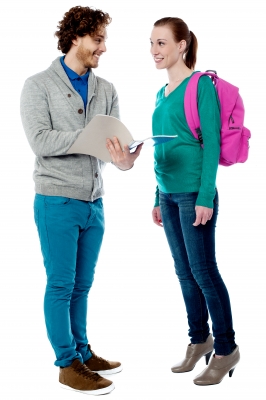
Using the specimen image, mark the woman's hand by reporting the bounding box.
[152,206,163,227]
[193,206,213,226]
[106,137,143,170]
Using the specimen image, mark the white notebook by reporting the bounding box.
[67,115,177,162]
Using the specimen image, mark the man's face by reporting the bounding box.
[75,28,107,69]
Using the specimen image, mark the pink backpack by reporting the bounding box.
[184,71,251,166]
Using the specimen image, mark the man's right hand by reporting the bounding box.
[106,137,142,170]
[152,206,163,227]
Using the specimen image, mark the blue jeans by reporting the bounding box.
[159,190,236,355]
[34,194,104,367]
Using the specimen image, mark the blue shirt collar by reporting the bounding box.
[60,56,90,83]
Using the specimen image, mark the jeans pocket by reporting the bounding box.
[44,196,71,206]
[96,197,103,208]
[34,207,39,229]
[213,190,219,205]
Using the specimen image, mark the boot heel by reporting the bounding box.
[205,351,212,365]
[229,368,235,378]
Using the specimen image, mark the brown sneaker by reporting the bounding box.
[59,359,114,395]
[84,345,122,375]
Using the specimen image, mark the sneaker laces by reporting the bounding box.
[88,345,110,367]
[72,362,101,381]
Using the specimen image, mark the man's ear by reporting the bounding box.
[72,36,80,46]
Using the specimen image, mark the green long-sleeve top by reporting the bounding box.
[153,73,220,208]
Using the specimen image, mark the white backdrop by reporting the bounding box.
[1,0,265,399]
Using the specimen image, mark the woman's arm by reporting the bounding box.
[196,76,220,208]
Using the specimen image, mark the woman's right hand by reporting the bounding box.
[152,206,163,227]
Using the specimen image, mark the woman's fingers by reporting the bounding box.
[152,206,163,227]
[193,206,213,226]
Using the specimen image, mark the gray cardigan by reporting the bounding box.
[20,57,119,201]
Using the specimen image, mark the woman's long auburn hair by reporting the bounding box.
[154,17,198,70]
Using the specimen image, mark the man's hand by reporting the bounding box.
[106,137,143,170]
[152,206,163,227]
[193,206,213,226]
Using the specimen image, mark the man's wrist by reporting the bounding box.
[111,162,134,171]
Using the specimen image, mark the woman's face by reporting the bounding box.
[150,26,184,70]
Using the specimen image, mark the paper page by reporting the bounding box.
[67,115,134,162]
[67,115,178,162]
[129,135,178,150]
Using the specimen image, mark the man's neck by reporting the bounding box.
[64,53,88,76]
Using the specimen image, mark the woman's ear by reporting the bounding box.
[178,40,187,52]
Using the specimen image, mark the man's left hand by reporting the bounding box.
[106,136,143,170]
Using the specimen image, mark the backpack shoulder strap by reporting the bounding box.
[184,72,218,141]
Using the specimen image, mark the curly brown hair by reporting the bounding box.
[55,6,112,54]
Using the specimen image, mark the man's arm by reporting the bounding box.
[106,83,142,169]
[109,83,120,120]
[20,78,83,157]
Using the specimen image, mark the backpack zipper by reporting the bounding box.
[229,115,240,129]
[195,128,203,144]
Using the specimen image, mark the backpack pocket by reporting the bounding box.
[219,126,250,166]
[236,127,251,163]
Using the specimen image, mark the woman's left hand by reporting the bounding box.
[193,206,213,226]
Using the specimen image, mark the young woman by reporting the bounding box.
[150,17,240,386]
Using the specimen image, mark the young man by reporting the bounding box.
[20,6,141,396]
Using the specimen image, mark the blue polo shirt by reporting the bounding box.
[60,56,90,110]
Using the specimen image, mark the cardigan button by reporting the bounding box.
[78,109,83,114]
[67,94,71,97]
[95,173,98,178]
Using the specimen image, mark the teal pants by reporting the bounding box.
[34,194,104,367]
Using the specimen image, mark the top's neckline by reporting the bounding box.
[164,71,196,98]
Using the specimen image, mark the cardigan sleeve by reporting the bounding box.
[109,83,120,120]
[20,78,83,157]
